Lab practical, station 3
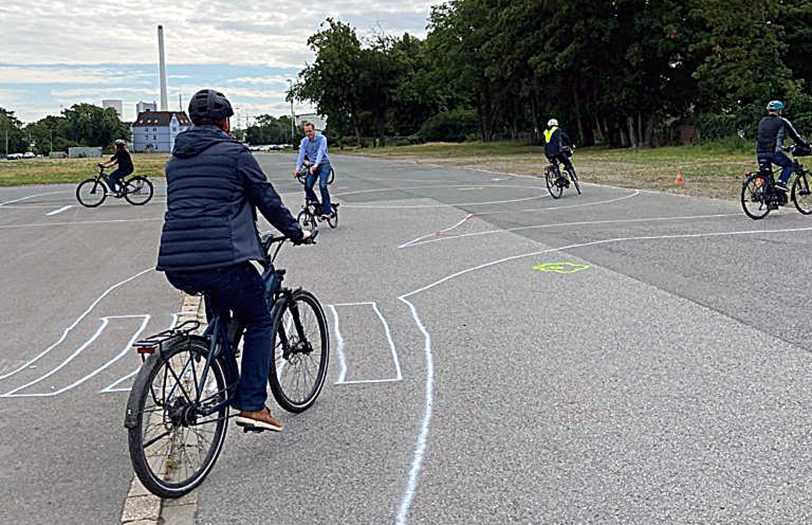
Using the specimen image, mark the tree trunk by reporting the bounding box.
[573,82,585,146]
[627,116,638,148]
[592,112,605,145]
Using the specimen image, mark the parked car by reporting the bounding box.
[22,152,36,159]
[6,153,23,160]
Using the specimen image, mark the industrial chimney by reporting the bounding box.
[158,25,168,111]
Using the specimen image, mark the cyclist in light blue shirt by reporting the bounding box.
[293,122,333,218]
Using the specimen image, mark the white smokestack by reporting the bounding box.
[158,25,168,111]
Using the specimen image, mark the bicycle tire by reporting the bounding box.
[791,171,812,215]
[126,338,229,499]
[545,166,563,199]
[740,172,772,220]
[297,209,316,231]
[327,166,335,185]
[76,178,107,207]
[124,176,154,206]
[268,289,329,413]
[569,169,581,195]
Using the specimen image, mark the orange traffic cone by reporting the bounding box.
[675,169,684,186]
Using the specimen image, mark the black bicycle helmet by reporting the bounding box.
[188,89,234,121]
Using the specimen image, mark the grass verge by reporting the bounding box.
[0,154,169,186]
[345,141,756,200]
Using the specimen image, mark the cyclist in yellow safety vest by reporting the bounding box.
[543,118,576,178]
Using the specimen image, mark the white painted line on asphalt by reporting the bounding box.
[398,190,641,248]
[1,318,109,396]
[0,268,152,381]
[371,302,402,382]
[2,315,150,397]
[45,205,73,216]
[0,217,162,230]
[0,190,67,207]
[394,295,433,525]
[399,214,474,249]
[332,182,546,209]
[329,302,402,385]
[101,313,179,394]
[393,223,812,523]
[403,212,741,249]
[328,305,347,383]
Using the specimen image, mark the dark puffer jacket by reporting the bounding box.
[156,125,303,272]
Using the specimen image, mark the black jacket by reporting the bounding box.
[156,125,302,272]
[757,115,805,154]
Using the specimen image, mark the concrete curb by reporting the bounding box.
[121,292,204,525]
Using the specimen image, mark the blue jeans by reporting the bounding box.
[165,262,272,412]
[108,168,131,192]
[305,163,332,215]
[757,151,795,184]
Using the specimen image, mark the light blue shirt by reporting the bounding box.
[296,133,330,170]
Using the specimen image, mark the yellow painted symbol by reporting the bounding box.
[533,262,591,274]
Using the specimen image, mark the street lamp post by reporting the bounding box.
[288,79,296,147]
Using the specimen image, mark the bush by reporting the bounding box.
[419,109,479,142]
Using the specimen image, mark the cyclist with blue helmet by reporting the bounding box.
[757,100,809,191]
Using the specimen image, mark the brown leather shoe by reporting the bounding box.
[236,406,284,432]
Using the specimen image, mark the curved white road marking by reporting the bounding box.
[399,190,641,248]
[101,313,181,394]
[395,296,433,525]
[0,268,152,381]
[403,212,741,249]
[3,315,151,397]
[394,223,812,523]
[329,302,403,385]
[45,205,73,216]
[0,191,68,207]
[0,217,162,230]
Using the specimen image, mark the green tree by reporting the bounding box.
[61,103,130,148]
[0,108,29,155]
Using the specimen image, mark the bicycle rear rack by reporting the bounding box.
[133,319,201,355]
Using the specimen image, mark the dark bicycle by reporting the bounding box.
[75,166,154,207]
[297,198,339,231]
[543,147,580,199]
[741,144,812,220]
[296,159,335,186]
[125,231,329,498]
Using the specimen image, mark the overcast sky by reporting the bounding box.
[0,0,439,123]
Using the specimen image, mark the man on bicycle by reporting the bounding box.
[543,118,576,179]
[157,89,310,433]
[757,100,809,192]
[293,122,333,219]
[98,139,133,195]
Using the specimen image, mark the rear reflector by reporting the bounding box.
[136,346,156,355]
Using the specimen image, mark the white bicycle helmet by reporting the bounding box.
[547,118,558,127]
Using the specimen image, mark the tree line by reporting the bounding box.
[1,104,130,155]
[288,0,812,148]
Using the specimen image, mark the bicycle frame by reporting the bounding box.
[143,236,310,421]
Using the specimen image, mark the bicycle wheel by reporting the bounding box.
[76,178,107,207]
[268,289,329,413]
[327,166,335,185]
[124,176,154,206]
[741,172,772,220]
[297,209,316,231]
[791,172,812,215]
[126,338,229,499]
[545,166,563,199]
[327,203,339,229]
[569,169,581,195]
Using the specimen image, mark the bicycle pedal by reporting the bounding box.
[242,425,266,434]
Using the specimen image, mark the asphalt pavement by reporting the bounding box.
[2,153,812,524]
